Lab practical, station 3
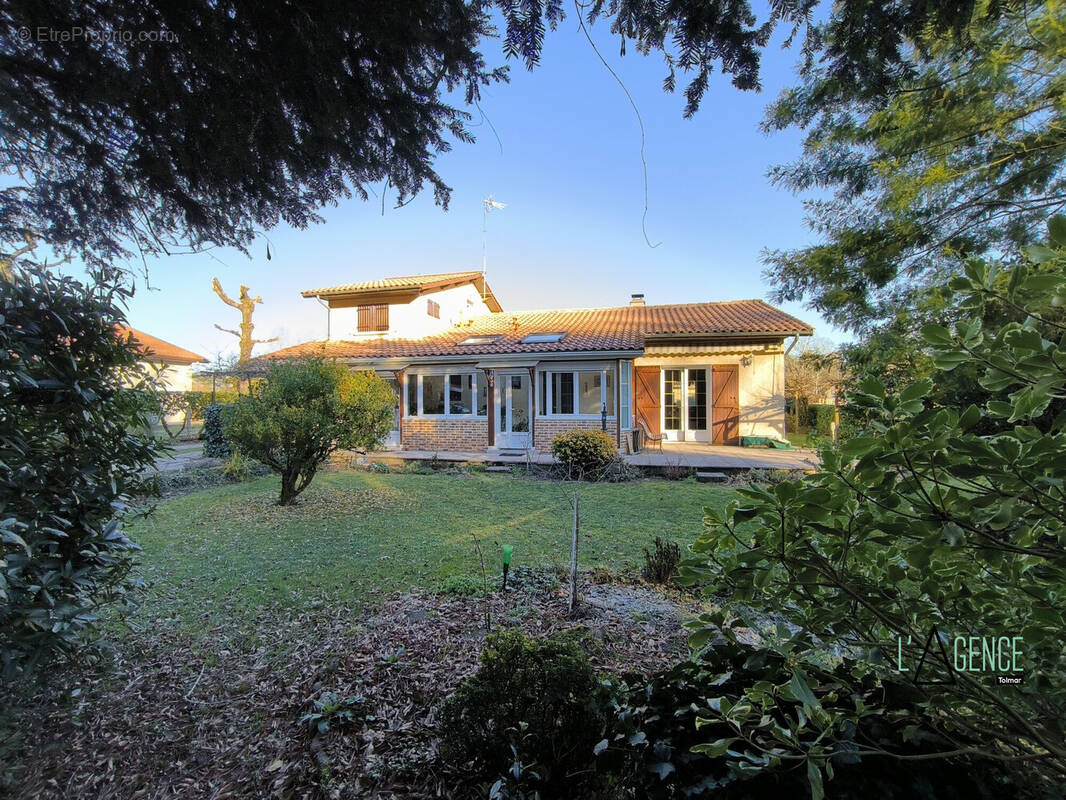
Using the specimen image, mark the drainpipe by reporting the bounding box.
[317,297,331,339]
[782,335,799,436]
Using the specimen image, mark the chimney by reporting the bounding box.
[629,293,645,306]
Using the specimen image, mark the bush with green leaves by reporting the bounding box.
[0,268,160,679]
[603,647,1030,799]
[225,358,394,504]
[201,402,233,458]
[438,631,611,795]
[682,221,1066,796]
[550,429,617,478]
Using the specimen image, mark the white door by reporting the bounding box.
[661,367,710,443]
[496,372,532,449]
[383,377,401,448]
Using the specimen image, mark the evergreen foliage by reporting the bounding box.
[764,1,1065,331]
[683,223,1066,795]
[2,0,1010,263]
[0,268,160,679]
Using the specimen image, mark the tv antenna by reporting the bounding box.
[481,195,507,293]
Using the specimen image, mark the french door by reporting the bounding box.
[662,367,710,442]
[496,372,531,449]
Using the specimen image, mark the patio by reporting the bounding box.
[353,441,819,472]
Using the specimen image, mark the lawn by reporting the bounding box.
[128,469,735,627]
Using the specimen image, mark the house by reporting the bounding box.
[266,270,813,453]
[116,326,207,392]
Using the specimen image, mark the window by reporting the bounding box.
[687,369,707,431]
[427,299,440,319]
[422,375,445,415]
[578,371,601,414]
[549,372,574,414]
[521,332,567,344]
[619,361,632,429]
[663,369,682,431]
[458,335,503,346]
[357,304,388,332]
[408,372,486,416]
[406,375,418,416]
[538,367,615,417]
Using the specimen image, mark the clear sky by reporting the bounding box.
[115,11,845,362]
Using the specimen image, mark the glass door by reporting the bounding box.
[661,367,710,442]
[384,377,401,448]
[496,372,531,449]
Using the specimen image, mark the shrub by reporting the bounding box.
[807,403,836,437]
[225,358,395,504]
[201,402,233,458]
[439,631,610,794]
[550,429,617,478]
[438,574,485,597]
[221,451,251,481]
[604,645,1031,799]
[1,268,160,679]
[641,537,681,584]
[687,227,1066,791]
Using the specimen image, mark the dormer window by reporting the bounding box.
[357,304,388,332]
[520,332,566,344]
[427,299,440,319]
[458,335,503,345]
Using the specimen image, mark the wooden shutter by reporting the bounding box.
[711,365,739,445]
[634,367,661,436]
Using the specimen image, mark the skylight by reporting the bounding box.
[458,335,502,345]
[521,332,567,344]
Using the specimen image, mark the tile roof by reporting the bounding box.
[301,270,485,297]
[264,300,813,362]
[116,326,207,365]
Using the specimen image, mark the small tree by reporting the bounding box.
[226,358,394,505]
[1,267,160,679]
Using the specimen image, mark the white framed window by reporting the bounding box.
[537,366,616,418]
[619,360,632,430]
[406,371,486,417]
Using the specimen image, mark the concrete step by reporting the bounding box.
[696,471,729,483]
[486,465,512,473]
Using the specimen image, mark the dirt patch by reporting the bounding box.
[3,580,702,799]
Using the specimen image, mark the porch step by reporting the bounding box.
[696,471,729,483]
[486,465,512,473]
[497,449,527,457]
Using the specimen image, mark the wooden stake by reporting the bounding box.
[568,491,579,615]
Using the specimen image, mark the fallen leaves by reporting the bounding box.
[3,578,703,799]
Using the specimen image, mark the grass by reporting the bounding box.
[126,470,735,627]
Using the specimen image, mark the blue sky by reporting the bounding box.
[117,11,844,362]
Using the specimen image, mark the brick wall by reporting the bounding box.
[401,417,488,451]
[533,418,621,453]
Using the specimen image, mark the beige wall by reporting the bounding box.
[635,343,786,440]
[329,283,493,340]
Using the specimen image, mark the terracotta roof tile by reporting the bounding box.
[116,326,207,365]
[264,300,813,362]
[301,270,484,297]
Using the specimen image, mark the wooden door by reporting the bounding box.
[711,365,739,445]
[634,367,661,435]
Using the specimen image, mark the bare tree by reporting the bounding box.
[212,278,278,363]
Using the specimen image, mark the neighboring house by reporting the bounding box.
[116,326,207,392]
[267,270,813,453]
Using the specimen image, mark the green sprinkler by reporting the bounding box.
[501,544,514,591]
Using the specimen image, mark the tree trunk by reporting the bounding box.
[279,469,299,505]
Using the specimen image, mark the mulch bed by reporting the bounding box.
[3,580,702,799]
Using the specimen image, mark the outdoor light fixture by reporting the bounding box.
[501,544,514,591]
